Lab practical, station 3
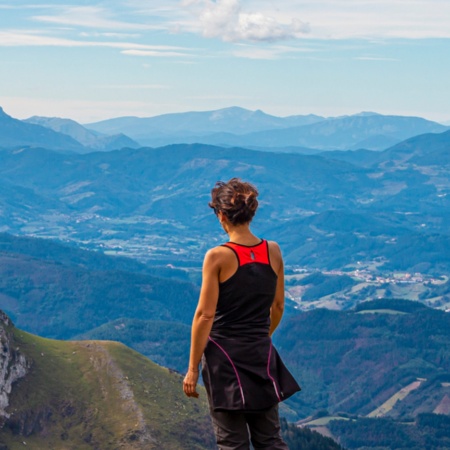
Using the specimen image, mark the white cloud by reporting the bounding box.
[185,0,310,42]
[79,32,141,39]
[255,0,450,40]
[121,49,193,57]
[231,43,315,59]
[178,0,450,41]
[355,56,399,62]
[33,6,156,30]
[98,84,170,89]
[0,30,191,55]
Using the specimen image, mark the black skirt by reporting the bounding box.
[202,335,301,412]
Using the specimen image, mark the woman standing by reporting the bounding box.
[183,178,300,449]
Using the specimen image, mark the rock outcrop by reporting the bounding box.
[0,311,29,426]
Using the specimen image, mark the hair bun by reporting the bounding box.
[209,178,259,225]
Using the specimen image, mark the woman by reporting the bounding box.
[183,178,300,449]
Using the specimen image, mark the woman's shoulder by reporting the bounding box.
[202,244,237,274]
[204,244,235,262]
[266,240,282,254]
[266,240,283,273]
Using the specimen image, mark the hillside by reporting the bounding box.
[1,140,450,275]
[275,300,450,419]
[0,311,215,449]
[6,229,449,424]
[0,233,199,339]
[0,107,84,152]
[0,312,345,450]
[224,114,448,151]
[75,318,191,373]
[24,116,141,152]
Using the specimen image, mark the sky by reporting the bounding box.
[1,0,450,124]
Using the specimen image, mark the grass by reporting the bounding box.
[357,309,407,315]
[305,416,351,426]
[1,326,214,449]
[367,380,423,418]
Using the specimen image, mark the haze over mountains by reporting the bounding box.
[0,107,139,153]
[85,107,449,150]
[1,105,448,152]
[25,116,140,152]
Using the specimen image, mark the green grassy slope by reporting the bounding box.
[274,300,450,418]
[0,242,199,339]
[75,318,191,373]
[1,323,215,449]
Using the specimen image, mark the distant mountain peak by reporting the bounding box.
[0,106,11,119]
[354,111,382,117]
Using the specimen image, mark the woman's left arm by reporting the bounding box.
[183,248,221,398]
[269,241,285,337]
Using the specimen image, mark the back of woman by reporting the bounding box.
[211,239,277,338]
[183,178,300,450]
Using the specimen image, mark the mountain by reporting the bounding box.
[324,128,450,169]
[24,116,141,152]
[0,107,84,152]
[85,108,448,150]
[272,298,450,448]
[1,137,450,275]
[0,311,215,449]
[275,299,450,418]
[2,232,450,420]
[75,318,191,373]
[374,129,450,167]
[4,237,450,443]
[85,106,326,146]
[0,311,342,450]
[0,233,199,339]
[208,114,449,151]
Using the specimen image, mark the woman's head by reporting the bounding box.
[209,178,259,226]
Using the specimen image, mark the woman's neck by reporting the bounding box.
[226,224,259,245]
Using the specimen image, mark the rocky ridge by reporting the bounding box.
[0,311,29,426]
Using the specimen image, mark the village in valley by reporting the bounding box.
[285,264,450,312]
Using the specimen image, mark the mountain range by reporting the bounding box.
[0,107,139,153]
[25,116,140,152]
[1,106,450,449]
[1,127,450,277]
[85,107,449,150]
[1,105,448,152]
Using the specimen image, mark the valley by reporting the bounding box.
[1,107,450,448]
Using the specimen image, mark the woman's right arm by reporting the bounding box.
[183,248,221,398]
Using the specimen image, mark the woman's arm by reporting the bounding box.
[183,248,221,398]
[269,242,285,337]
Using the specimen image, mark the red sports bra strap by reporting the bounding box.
[222,240,269,266]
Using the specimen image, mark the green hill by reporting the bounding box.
[75,318,191,373]
[0,233,198,338]
[1,139,450,273]
[0,313,342,450]
[0,313,215,449]
[274,301,450,419]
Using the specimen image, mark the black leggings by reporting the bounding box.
[210,404,288,450]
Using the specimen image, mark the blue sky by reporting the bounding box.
[1,0,450,123]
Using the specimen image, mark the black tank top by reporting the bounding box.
[210,239,278,339]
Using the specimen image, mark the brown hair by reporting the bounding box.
[209,178,259,225]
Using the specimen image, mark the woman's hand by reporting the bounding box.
[183,369,200,398]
